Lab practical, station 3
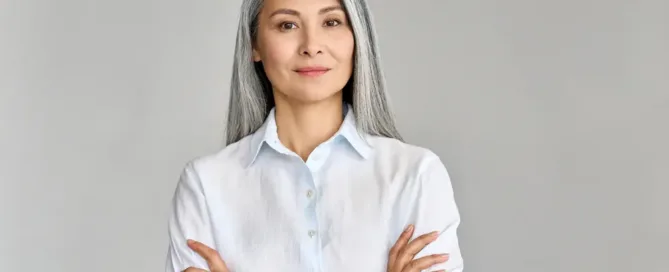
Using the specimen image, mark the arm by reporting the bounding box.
[165,162,215,272]
[411,155,464,272]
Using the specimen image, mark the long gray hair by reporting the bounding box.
[225,0,402,145]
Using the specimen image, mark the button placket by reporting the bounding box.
[302,159,321,270]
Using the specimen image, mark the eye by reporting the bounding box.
[279,22,298,30]
[324,19,342,27]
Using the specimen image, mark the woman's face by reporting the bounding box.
[253,0,354,104]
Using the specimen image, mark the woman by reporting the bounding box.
[166,0,464,271]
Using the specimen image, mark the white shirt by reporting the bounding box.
[165,106,464,272]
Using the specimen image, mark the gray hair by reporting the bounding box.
[225,0,403,145]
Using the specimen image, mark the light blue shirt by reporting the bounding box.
[166,105,464,272]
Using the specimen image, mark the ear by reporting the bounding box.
[252,48,261,62]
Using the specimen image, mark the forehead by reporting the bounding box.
[262,0,344,11]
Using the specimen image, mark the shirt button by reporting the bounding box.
[308,230,316,238]
[306,190,314,198]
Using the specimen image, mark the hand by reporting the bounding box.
[387,224,450,272]
[183,239,229,272]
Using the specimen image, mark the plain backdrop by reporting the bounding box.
[1,0,667,271]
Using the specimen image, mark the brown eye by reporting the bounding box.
[324,19,341,27]
[280,22,297,30]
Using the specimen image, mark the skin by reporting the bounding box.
[184,0,450,271]
[254,0,354,161]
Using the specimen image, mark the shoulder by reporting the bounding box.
[365,136,448,178]
[182,134,255,179]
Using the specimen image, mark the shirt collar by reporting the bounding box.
[246,103,372,167]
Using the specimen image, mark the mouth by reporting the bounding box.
[294,66,331,77]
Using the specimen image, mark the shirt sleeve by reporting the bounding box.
[411,154,465,272]
[165,161,214,272]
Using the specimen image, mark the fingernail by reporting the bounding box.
[404,224,414,233]
[187,239,194,245]
[431,231,440,238]
[439,253,450,260]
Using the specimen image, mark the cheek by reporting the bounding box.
[333,32,355,68]
[259,36,295,72]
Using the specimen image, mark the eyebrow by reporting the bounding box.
[319,5,344,14]
[269,5,344,18]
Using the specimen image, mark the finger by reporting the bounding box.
[187,239,227,271]
[388,224,415,267]
[402,253,449,272]
[183,266,210,272]
[395,231,439,269]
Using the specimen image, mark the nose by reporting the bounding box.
[299,27,324,57]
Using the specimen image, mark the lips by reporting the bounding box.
[295,66,331,77]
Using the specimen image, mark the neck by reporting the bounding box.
[273,92,344,161]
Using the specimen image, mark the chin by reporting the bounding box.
[286,88,343,104]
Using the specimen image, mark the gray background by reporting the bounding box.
[1,0,667,271]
